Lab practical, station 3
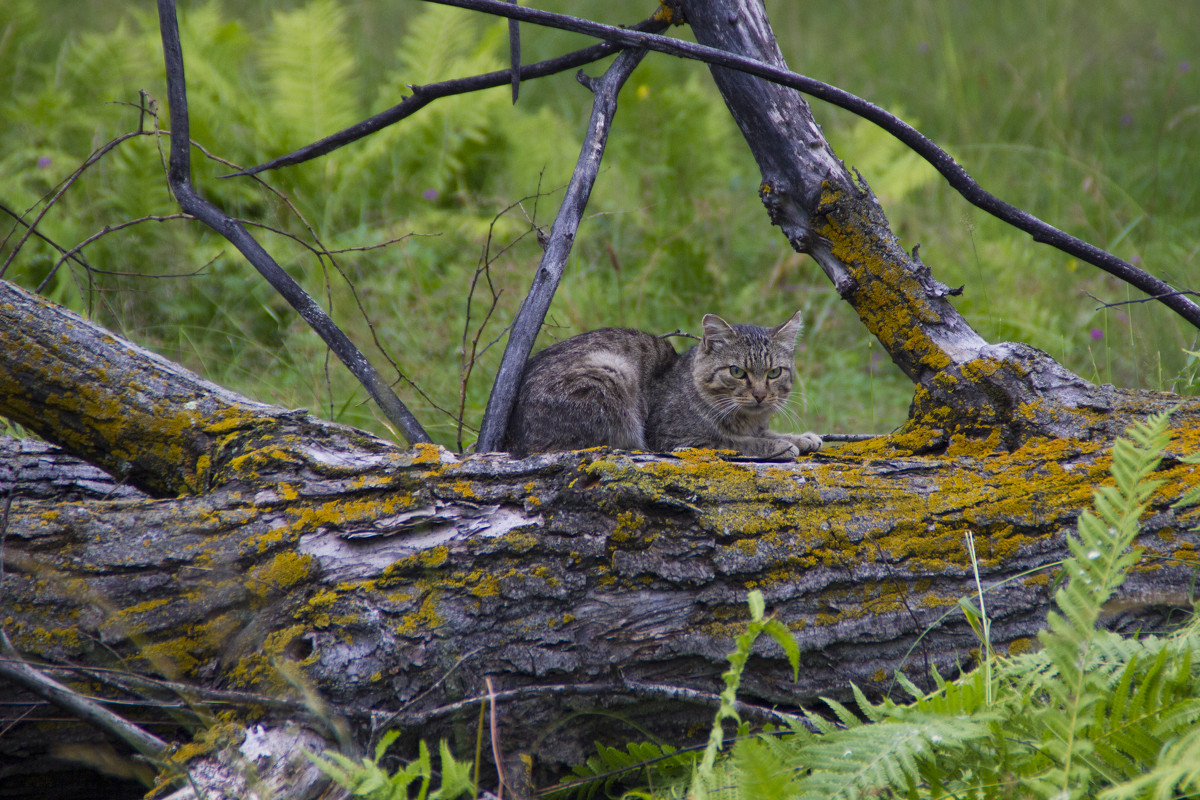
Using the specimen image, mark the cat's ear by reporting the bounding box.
[772,311,803,349]
[701,314,734,353]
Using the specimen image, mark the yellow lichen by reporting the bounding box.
[247,551,315,599]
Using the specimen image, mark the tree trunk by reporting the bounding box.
[683,0,1124,450]
[2,277,1199,797]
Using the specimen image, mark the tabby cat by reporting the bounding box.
[502,312,821,460]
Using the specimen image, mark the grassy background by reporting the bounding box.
[2,0,1197,448]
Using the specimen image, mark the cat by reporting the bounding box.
[502,311,822,461]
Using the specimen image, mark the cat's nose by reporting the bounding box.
[752,389,767,403]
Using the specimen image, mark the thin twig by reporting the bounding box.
[155,0,432,445]
[0,199,98,280]
[486,676,505,800]
[458,189,552,450]
[475,47,648,451]
[38,214,194,292]
[1087,289,1200,311]
[0,131,145,278]
[426,0,1200,332]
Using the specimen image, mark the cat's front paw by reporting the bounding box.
[783,432,822,454]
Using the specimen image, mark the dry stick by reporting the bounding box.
[0,131,145,279]
[228,14,669,178]
[38,214,194,292]
[425,0,1200,333]
[0,199,98,280]
[154,0,431,445]
[0,637,170,759]
[475,47,647,452]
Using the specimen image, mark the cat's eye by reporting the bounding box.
[767,367,783,379]
[729,365,746,379]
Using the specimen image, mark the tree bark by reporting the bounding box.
[682,0,1131,451]
[2,278,1199,797]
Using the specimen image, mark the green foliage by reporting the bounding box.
[637,413,1200,800]
[307,732,475,800]
[550,741,694,800]
[698,590,800,778]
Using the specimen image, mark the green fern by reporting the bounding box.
[307,732,475,800]
[549,740,693,800]
[1024,412,1170,798]
[260,0,359,151]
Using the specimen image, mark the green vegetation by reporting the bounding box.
[551,412,1200,799]
[2,0,1197,448]
[308,732,476,800]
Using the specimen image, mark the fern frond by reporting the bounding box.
[1099,725,1200,800]
[261,0,359,150]
[1026,412,1173,798]
[791,715,991,800]
[552,740,691,800]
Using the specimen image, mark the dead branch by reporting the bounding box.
[154,0,432,446]
[475,47,648,451]
[426,0,1200,332]
[228,12,672,178]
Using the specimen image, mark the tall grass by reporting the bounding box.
[1,0,1196,447]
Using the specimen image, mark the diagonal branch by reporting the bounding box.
[0,633,170,760]
[475,47,647,452]
[425,0,1200,333]
[155,0,431,445]
[228,13,670,178]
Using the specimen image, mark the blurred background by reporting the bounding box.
[2,0,1197,448]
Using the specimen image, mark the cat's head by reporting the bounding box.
[693,311,803,420]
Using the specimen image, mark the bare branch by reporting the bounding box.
[475,47,648,452]
[507,0,521,104]
[0,199,98,283]
[154,0,432,445]
[426,0,1200,332]
[228,13,670,178]
[0,131,145,279]
[0,638,171,759]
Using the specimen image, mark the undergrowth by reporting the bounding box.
[554,411,1200,800]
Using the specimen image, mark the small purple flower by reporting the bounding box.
[917,41,930,54]
[1090,328,1105,341]
[1180,61,1191,73]
[37,156,52,169]
[1120,113,1134,127]
[422,188,438,201]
